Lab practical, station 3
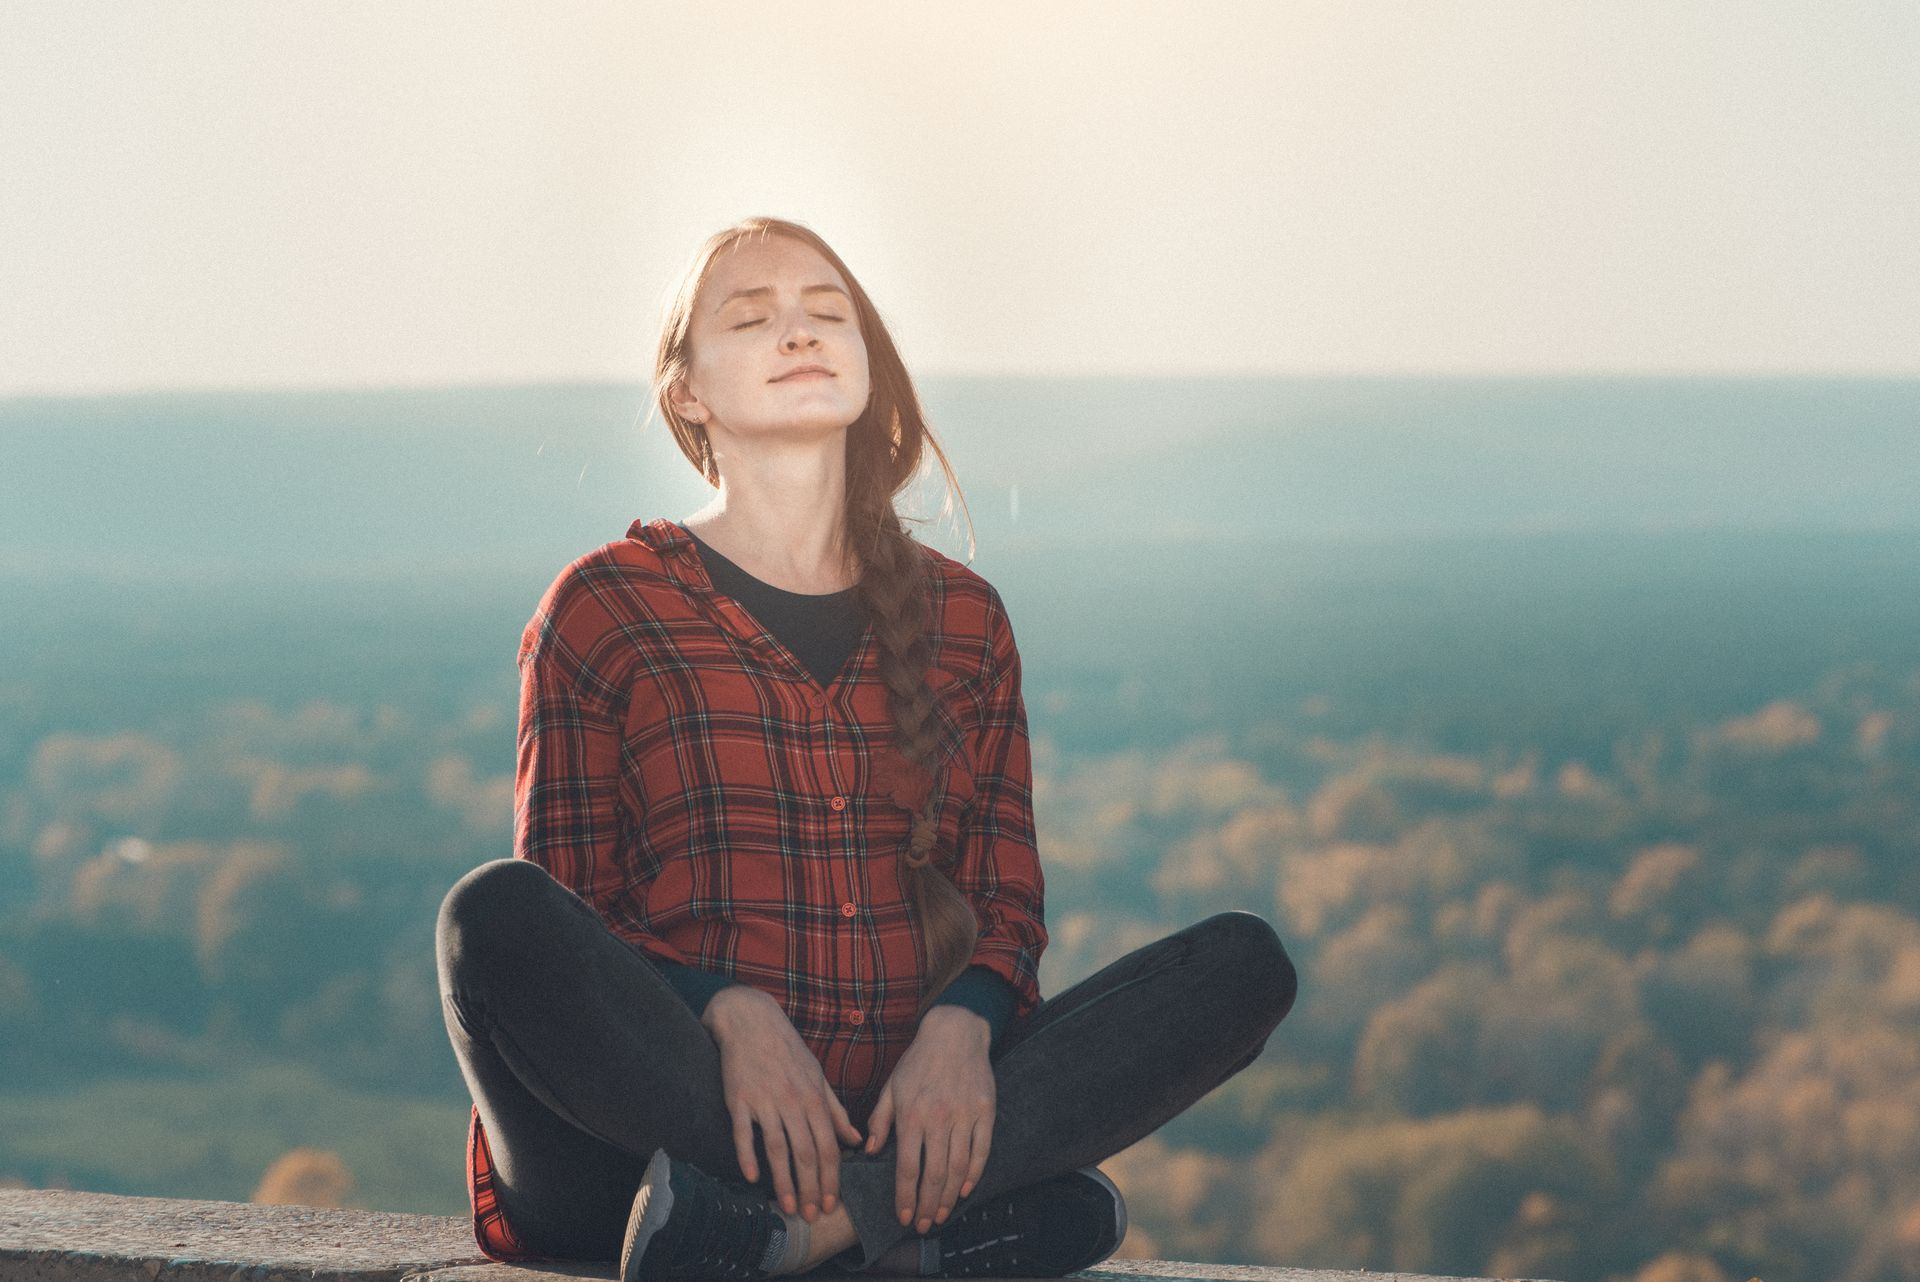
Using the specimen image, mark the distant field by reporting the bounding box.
[0,1058,470,1215]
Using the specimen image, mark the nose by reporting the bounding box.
[778,309,824,351]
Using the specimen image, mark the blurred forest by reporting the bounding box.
[4,526,1920,1282]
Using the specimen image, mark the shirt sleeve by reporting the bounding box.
[949,586,1049,1021]
[929,964,1020,1045]
[514,571,696,967]
[647,955,745,1019]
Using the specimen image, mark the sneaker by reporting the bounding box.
[620,1146,788,1282]
[920,1165,1128,1278]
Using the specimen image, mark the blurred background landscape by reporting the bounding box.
[6,3,1918,1280]
[4,375,1919,1282]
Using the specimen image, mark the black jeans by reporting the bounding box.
[436,858,1298,1270]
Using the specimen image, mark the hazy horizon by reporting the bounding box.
[4,375,1916,587]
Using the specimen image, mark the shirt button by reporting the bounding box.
[829,795,847,811]
[840,901,857,917]
[847,1009,865,1025]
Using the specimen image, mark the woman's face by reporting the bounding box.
[674,235,872,447]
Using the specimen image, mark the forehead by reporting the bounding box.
[702,236,848,310]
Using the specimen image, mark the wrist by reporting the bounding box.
[922,1003,991,1044]
[701,983,762,1037]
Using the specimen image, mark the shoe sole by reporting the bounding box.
[1076,1164,1127,1263]
[619,1147,676,1282]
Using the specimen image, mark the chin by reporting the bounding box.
[743,409,863,438]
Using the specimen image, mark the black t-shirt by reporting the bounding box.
[687,528,869,687]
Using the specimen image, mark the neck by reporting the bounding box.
[683,491,859,596]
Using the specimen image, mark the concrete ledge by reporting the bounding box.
[0,1189,1551,1282]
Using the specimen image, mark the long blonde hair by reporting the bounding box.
[652,217,982,1019]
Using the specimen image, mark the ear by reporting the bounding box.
[667,378,705,424]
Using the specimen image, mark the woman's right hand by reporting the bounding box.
[702,984,865,1222]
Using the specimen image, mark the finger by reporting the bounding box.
[784,1106,822,1221]
[759,1107,797,1216]
[831,1092,863,1148]
[916,1124,951,1232]
[866,1087,893,1154]
[894,1120,923,1227]
[806,1094,842,1218]
[729,1104,760,1185]
[937,1123,972,1224]
[824,1094,858,1213]
[960,1113,991,1201]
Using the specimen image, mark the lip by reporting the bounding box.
[772,365,834,382]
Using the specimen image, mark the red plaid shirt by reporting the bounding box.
[465,516,1048,1261]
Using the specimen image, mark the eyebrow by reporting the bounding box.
[714,283,852,311]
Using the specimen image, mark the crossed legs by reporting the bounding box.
[436,859,1298,1269]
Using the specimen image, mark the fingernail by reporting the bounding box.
[824,1194,837,1212]
[936,1207,949,1223]
[785,1197,797,1214]
[918,1217,931,1233]
[804,1203,817,1221]
[899,1208,912,1225]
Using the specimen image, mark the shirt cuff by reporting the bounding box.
[929,964,1019,1047]
[647,955,743,1019]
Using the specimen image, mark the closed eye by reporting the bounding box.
[731,316,846,330]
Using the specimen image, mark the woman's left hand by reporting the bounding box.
[863,1005,996,1235]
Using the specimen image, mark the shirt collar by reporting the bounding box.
[627,517,715,593]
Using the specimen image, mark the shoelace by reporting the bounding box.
[706,1201,769,1280]
[658,1166,776,1282]
[940,1199,1025,1277]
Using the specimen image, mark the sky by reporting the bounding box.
[1,1,1915,396]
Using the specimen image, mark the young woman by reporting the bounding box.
[435,217,1298,1281]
